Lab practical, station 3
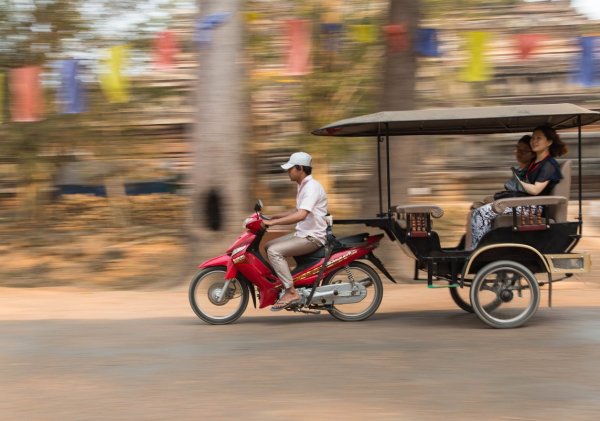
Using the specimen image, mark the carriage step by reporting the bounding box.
[427,283,460,289]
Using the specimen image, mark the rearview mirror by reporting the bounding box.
[254,200,263,212]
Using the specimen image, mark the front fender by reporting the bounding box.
[199,254,237,279]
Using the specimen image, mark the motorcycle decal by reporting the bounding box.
[293,249,358,281]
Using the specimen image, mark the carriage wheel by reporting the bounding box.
[470,260,540,329]
[449,285,473,313]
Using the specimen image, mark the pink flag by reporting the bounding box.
[285,19,312,76]
[10,66,44,122]
[516,34,546,59]
[152,30,179,69]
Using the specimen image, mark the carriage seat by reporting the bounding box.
[491,160,571,228]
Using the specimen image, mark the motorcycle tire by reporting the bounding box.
[321,261,383,322]
[189,266,249,325]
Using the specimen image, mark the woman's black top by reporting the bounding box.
[524,156,563,196]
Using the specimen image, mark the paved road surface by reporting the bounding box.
[1,283,599,420]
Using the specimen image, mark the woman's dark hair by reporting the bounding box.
[295,165,312,175]
[533,125,568,157]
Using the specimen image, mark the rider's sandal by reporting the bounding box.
[271,297,300,312]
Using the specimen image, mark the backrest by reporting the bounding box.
[547,160,571,222]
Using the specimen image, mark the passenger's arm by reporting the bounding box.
[517,179,549,196]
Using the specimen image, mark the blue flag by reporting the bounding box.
[59,59,86,113]
[194,12,231,46]
[574,36,599,87]
[416,28,440,57]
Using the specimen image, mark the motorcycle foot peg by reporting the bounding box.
[298,308,321,315]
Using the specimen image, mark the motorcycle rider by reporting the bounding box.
[263,152,328,311]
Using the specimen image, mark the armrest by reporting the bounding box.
[395,204,444,219]
[492,195,567,214]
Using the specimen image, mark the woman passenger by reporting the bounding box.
[469,125,566,249]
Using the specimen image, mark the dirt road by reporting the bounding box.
[1,282,599,420]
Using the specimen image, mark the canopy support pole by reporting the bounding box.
[578,115,583,234]
[385,124,391,216]
[377,123,383,217]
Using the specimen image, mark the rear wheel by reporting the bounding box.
[450,281,501,314]
[470,260,540,329]
[321,261,383,322]
[189,266,249,325]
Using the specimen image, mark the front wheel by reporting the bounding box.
[321,261,383,322]
[189,266,249,325]
[450,285,474,313]
[470,260,540,329]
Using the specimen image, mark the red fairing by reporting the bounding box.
[199,254,231,268]
[226,232,254,254]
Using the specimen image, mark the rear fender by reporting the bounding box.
[365,253,396,283]
[463,243,549,277]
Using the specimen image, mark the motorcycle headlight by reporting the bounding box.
[231,245,247,257]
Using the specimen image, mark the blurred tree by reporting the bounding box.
[190,0,249,248]
[0,0,86,68]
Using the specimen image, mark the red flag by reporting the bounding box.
[516,34,546,59]
[153,30,179,69]
[10,66,44,122]
[384,24,409,53]
[285,19,312,76]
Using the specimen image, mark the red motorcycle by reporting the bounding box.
[189,201,395,324]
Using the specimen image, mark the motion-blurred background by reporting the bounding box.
[1,0,599,288]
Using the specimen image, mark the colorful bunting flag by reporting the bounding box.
[416,28,440,57]
[384,24,409,53]
[152,30,179,69]
[285,19,312,76]
[9,66,44,122]
[349,24,377,44]
[194,12,231,46]
[0,73,4,124]
[100,45,129,103]
[58,59,86,114]
[574,36,599,87]
[516,34,545,59]
[460,31,491,82]
[321,23,343,52]
[243,11,261,23]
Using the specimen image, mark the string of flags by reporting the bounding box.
[1,12,599,124]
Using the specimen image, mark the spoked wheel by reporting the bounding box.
[470,260,540,329]
[321,261,383,322]
[449,280,501,314]
[189,266,250,325]
[449,284,473,313]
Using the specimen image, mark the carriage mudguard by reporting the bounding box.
[199,255,237,279]
[462,244,549,277]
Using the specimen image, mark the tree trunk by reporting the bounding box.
[190,0,249,257]
[362,0,421,280]
[363,0,421,216]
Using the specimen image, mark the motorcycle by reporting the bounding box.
[189,201,395,324]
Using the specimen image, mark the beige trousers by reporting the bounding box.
[264,233,321,289]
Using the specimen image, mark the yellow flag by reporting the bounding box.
[0,73,4,124]
[243,11,261,23]
[460,31,492,82]
[350,24,377,44]
[100,45,130,103]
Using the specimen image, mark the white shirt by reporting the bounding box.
[295,175,328,245]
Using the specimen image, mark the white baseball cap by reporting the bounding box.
[281,152,312,170]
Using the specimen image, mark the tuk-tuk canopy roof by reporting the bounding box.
[311,103,600,137]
